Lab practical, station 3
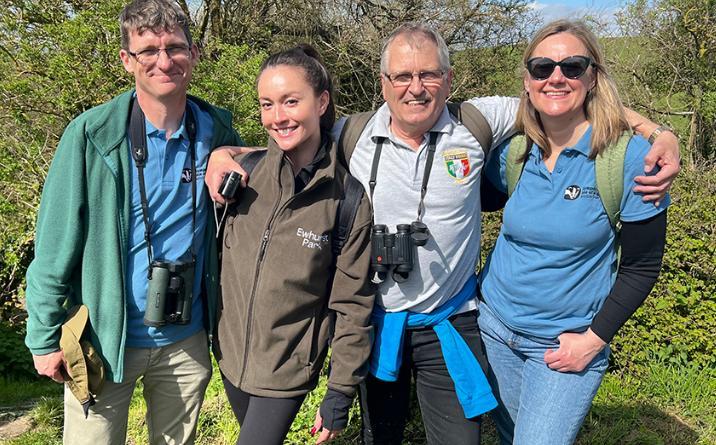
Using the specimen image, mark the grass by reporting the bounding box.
[0,378,61,407]
[3,360,715,445]
[577,363,716,445]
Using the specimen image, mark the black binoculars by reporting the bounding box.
[143,260,195,327]
[370,221,429,283]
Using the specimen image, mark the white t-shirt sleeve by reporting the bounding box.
[466,96,519,149]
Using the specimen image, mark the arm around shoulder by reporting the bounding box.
[624,108,680,202]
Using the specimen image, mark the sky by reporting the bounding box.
[529,0,625,34]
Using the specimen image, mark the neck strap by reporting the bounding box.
[129,99,197,277]
[369,132,439,222]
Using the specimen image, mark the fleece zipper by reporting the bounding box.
[237,163,333,386]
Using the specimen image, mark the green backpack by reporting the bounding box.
[504,132,632,261]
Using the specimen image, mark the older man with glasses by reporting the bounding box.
[24,1,243,443]
[205,22,679,445]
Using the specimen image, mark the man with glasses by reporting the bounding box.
[205,22,678,445]
[24,1,241,443]
[339,23,518,445]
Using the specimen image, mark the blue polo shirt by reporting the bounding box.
[125,100,213,347]
[480,127,669,339]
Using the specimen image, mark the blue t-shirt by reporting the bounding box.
[125,100,213,347]
[480,127,669,339]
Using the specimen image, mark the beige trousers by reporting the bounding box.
[63,330,212,445]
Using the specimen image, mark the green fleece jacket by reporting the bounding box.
[25,90,242,383]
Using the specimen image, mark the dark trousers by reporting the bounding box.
[222,374,306,445]
[359,310,488,445]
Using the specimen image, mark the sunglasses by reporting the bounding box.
[526,56,594,80]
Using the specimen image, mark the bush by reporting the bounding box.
[0,322,36,380]
[612,164,716,372]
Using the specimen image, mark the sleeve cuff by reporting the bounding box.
[319,388,354,430]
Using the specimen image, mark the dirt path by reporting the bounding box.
[0,405,35,441]
[0,416,33,441]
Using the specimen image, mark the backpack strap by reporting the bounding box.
[447,102,493,157]
[595,131,630,266]
[595,132,630,232]
[239,147,362,256]
[503,132,630,264]
[333,173,364,256]
[337,111,376,167]
[505,134,528,197]
[338,102,493,166]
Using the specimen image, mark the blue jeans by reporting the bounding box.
[477,301,609,445]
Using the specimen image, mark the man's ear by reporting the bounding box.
[119,49,134,73]
[190,43,200,67]
[380,74,389,102]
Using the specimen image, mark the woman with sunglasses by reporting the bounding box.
[478,20,669,445]
[215,45,374,445]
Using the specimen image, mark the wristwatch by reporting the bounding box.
[648,125,671,144]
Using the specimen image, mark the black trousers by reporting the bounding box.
[222,375,306,445]
[359,310,489,445]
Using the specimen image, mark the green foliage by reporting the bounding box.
[0,0,267,320]
[2,394,63,445]
[617,0,716,162]
[611,166,716,372]
[0,375,61,406]
[0,322,35,380]
[7,359,715,444]
[4,429,62,445]
[580,362,716,445]
[191,42,266,146]
[0,0,130,316]
[452,45,524,101]
[193,0,537,114]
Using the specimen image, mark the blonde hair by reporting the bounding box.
[516,20,629,159]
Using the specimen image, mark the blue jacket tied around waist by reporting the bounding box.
[369,275,497,418]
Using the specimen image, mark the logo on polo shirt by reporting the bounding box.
[181,168,192,183]
[442,149,471,183]
[564,185,582,200]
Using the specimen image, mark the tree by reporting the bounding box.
[0,0,263,318]
[194,0,536,113]
[617,0,716,164]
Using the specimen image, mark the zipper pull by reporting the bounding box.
[258,229,270,261]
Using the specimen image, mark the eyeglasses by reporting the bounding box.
[526,56,594,80]
[384,70,445,87]
[127,45,191,65]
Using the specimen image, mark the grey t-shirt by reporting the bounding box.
[333,96,518,313]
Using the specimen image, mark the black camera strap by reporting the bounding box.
[129,99,198,278]
[369,131,439,222]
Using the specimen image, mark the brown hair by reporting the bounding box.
[119,0,192,50]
